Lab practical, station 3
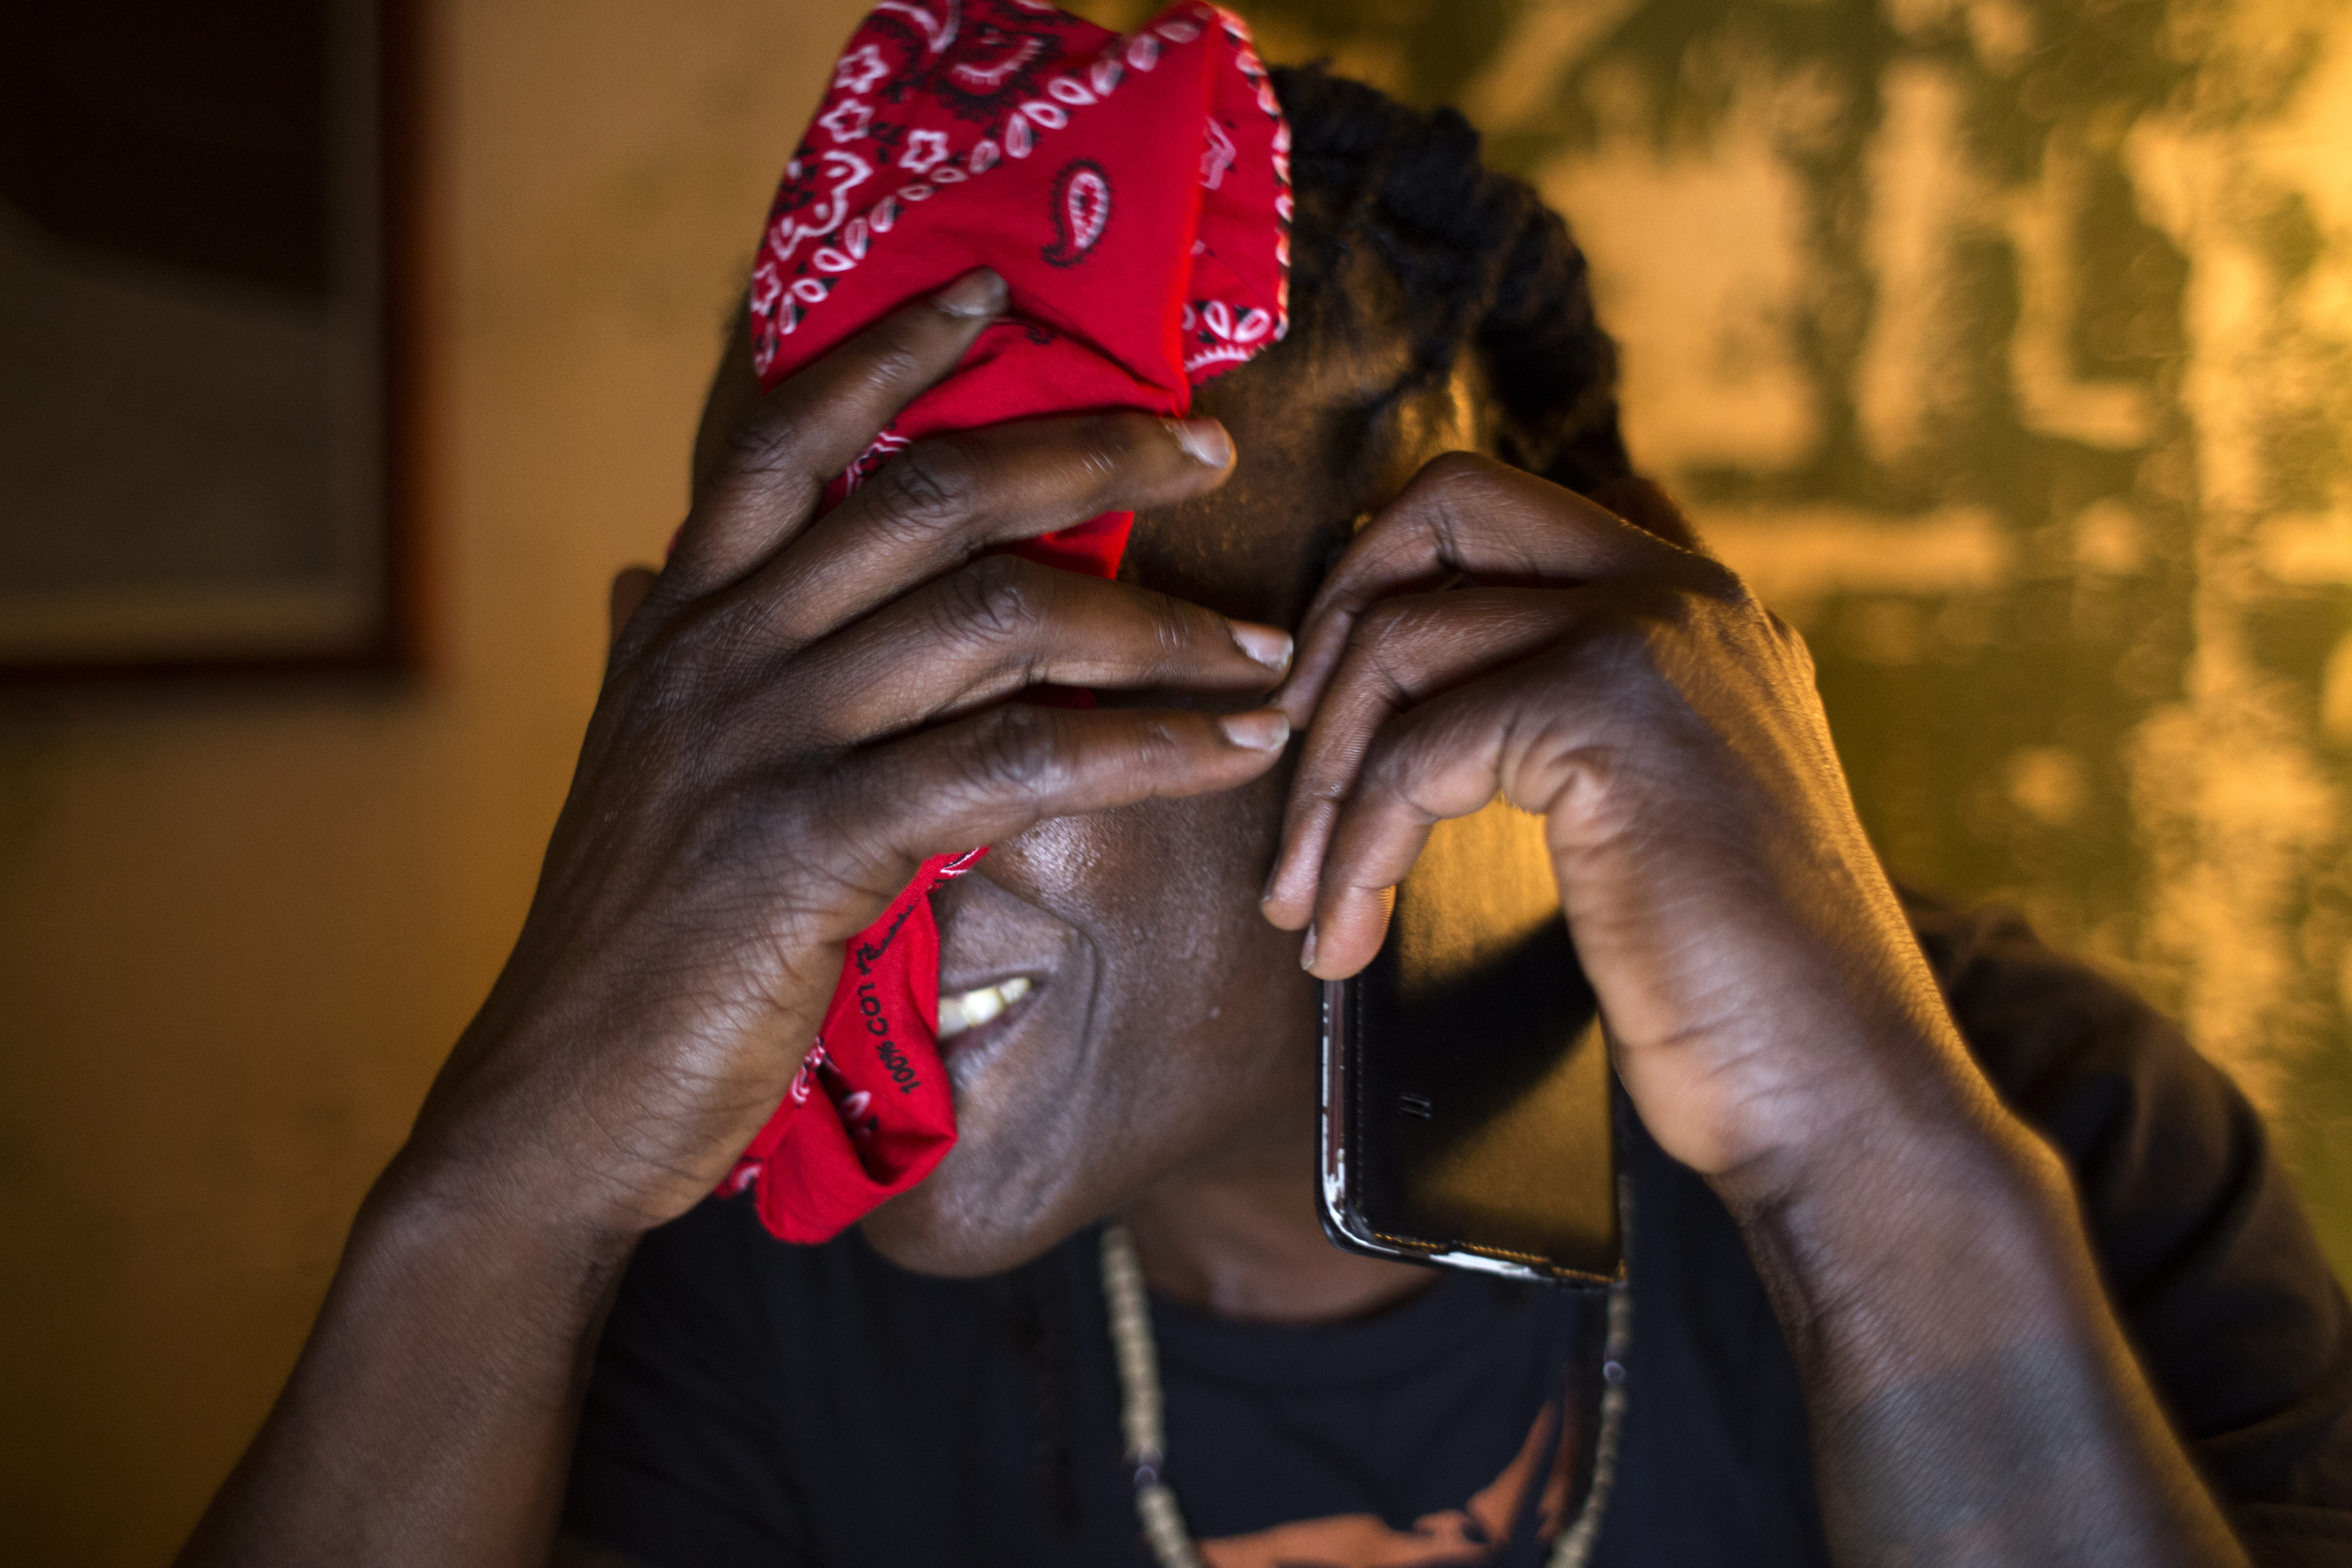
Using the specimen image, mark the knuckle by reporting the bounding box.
[869,439,983,536]
[1152,597,1201,661]
[1298,752,1359,805]
[1120,586,1193,661]
[717,409,802,483]
[1771,610,1819,673]
[942,554,1050,646]
[856,336,929,400]
[1406,452,1503,528]
[1074,411,1170,487]
[1073,413,1136,480]
[962,705,1073,800]
[1410,457,1500,558]
[1417,450,1497,492]
[1687,555,1752,607]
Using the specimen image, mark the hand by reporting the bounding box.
[1260,454,1989,1198]
[402,270,1295,1239]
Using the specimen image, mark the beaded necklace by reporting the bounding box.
[1098,1223,1631,1568]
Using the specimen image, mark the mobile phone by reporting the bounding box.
[1316,795,1621,1286]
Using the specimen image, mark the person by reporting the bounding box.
[174,65,2352,1568]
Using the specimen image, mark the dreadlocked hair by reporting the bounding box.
[1270,63,1632,497]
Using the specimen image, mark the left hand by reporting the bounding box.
[1260,454,1997,1199]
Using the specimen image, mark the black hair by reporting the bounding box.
[1002,67,1630,1534]
[1272,63,1633,498]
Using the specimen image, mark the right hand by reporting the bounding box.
[398,269,1295,1240]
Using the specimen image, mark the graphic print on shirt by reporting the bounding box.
[1195,1382,1583,1567]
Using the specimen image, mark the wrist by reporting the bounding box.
[1717,1077,2084,1354]
[1694,989,2024,1218]
[405,979,773,1246]
[366,1132,645,1286]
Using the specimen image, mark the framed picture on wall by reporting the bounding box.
[0,0,422,677]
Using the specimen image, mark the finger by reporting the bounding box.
[1298,667,1555,980]
[1278,453,1720,729]
[688,302,762,502]
[664,268,1007,599]
[741,409,1234,646]
[608,565,659,649]
[790,557,1291,744]
[1261,589,1573,930]
[813,702,1291,911]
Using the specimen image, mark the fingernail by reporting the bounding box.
[1299,926,1318,970]
[1218,710,1290,751]
[1260,862,1283,904]
[1228,622,1293,672]
[934,268,1005,318]
[1168,418,1233,468]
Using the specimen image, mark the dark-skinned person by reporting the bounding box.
[173,8,2352,1567]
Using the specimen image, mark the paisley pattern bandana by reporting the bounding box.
[719,0,1292,1243]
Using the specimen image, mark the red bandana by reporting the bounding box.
[718,0,1291,1243]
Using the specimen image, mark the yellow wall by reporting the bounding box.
[1120,0,2352,1273]
[0,2,868,1560]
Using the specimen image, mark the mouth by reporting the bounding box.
[935,974,1040,1092]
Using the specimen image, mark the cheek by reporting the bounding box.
[1006,777,1314,1148]
[1036,767,1301,1043]
[864,771,1317,1274]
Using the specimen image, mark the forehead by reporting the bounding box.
[1122,293,1473,627]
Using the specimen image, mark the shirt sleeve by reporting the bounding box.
[1906,891,2352,1566]
[562,1196,817,1568]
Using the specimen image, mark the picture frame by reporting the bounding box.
[0,0,426,678]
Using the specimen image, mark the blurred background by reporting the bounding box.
[5,0,2350,1560]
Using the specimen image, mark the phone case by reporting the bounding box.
[1317,797,1621,1287]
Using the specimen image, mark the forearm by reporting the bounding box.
[1724,1082,2248,1567]
[176,1152,634,1568]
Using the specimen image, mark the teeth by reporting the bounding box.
[937,974,1031,1039]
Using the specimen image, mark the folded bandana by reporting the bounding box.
[719,0,1292,1243]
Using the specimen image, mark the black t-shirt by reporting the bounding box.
[563,896,2352,1565]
